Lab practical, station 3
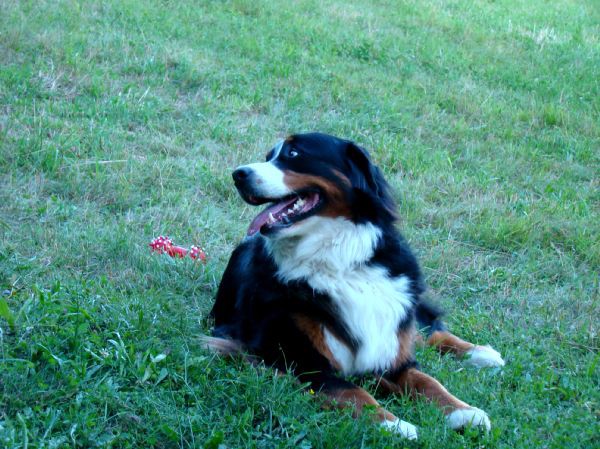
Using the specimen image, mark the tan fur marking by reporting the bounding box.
[427,330,476,356]
[392,326,416,369]
[326,387,397,423]
[387,368,470,414]
[283,171,352,218]
[414,332,425,346]
[293,315,341,370]
[331,169,352,187]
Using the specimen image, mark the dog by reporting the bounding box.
[206,133,505,440]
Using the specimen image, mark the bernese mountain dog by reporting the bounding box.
[206,133,505,440]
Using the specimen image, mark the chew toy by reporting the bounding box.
[149,236,207,262]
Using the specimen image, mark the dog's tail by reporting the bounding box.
[199,335,260,364]
[200,335,244,355]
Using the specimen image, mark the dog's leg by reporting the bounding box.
[380,368,490,432]
[426,330,505,368]
[316,376,418,440]
[416,301,505,368]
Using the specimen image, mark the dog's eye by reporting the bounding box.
[288,150,299,158]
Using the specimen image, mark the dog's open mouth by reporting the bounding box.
[247,191,322,236]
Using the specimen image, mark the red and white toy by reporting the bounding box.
[149,236,207,262]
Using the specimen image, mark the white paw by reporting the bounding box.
[464,345,505,368]
[446,407,491,431]
[381,418,418,440]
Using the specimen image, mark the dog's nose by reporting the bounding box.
[232,167,252,183]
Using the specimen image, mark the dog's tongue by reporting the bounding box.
[247,196,298,236]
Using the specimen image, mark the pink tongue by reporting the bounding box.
[247,196,298,236]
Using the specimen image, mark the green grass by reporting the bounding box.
[1,0,598,447]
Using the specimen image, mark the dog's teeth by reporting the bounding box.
[268,213,275,223]
[287,208,293,214]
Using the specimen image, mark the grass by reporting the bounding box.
[0,0,598,447]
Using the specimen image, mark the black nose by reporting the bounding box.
[232,167,252,183]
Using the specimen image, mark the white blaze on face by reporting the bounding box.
[235,161,291,198]
[235,140,291,198]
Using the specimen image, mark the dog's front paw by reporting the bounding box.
[381,418,418,440]
[446,407,491,431]
[464,345,505,368]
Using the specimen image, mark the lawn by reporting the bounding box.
[0,0,598,447]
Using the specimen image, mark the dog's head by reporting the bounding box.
[233,133,396,237]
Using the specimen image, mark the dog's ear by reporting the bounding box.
[346,142,397,221]
[346,142,381,195]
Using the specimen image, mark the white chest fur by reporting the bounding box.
[267,217,413,374]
